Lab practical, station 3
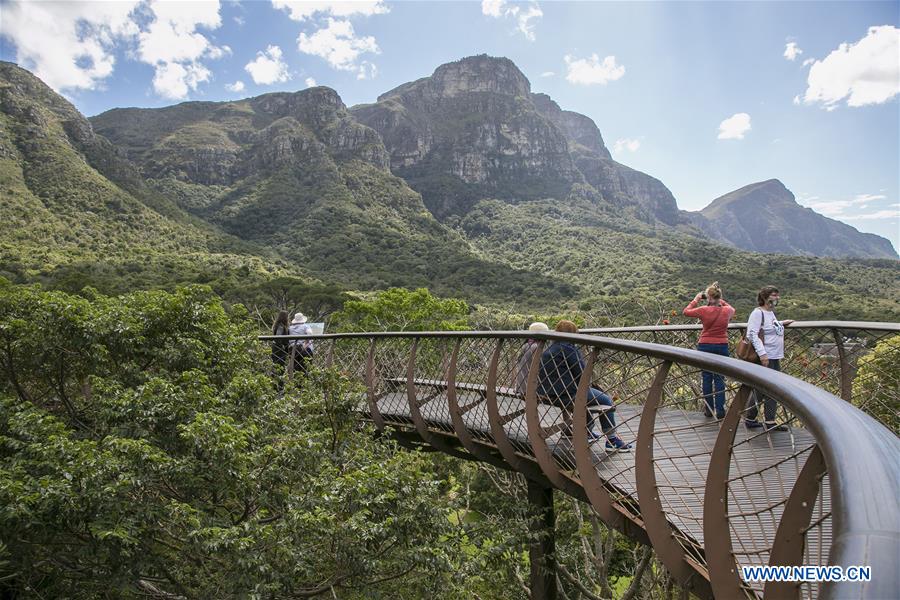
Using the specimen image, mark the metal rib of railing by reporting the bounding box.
[261,330,900,600]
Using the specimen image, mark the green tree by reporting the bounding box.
[331,287,469,332]
[0,284,472,598]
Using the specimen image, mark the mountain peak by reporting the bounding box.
[704,178,795,213]
[698,179,898,258]
[378,54,531,101]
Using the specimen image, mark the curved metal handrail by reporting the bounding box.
[581,321,900,334]
[262,330,900,599]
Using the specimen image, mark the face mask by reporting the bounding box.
[768,298,779,308]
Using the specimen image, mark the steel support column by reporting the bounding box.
[527,479,557,600]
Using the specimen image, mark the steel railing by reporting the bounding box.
[261,330,900,600]
[582,322,900,434]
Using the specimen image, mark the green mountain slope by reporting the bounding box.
[459,195,900,320]
[91,86,577,305]
[0,61,281,294]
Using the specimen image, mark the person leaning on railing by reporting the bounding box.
[537,320,632,450]
[683,282,735,419]
[745,286,794,432]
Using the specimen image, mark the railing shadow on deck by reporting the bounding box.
[261,326,900,600]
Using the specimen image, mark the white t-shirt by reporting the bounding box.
[288,323,313,350]
[747,308,785,360]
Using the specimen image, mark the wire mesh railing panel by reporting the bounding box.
[799,472,832,600]
[370,337,415,423]
[586,324,899,434]
[726,388,819,599]
[649,361,729,570]
[453,337,497,444]
[496,338,533,456]
[409,338,455,435]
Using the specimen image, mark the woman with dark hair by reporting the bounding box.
[271,310,290,370]
[745,286,794,431]
[683,282,734,419]
[537,320,631,450]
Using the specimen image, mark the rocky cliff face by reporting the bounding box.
[88,72,570,302]
[92,87,389,187]
[695,179,898,259]
[352,54,684,225]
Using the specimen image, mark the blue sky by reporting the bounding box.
[2,0,898,249]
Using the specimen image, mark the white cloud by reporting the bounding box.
[564,53,625,85]
[613,138,641,153]
[245,45,291,85]
[784,42,803,61]
[273,0,389,21]
[515,5,543,41]
[481,0,542,41]
[482,0,505,18]
[226,80,245,92]
[0,0,140,91]
[801,193,890,216]
[540,71,555,78]
[297,18,379,72]
[793,94,802,105]
[305,77,317,87]
[842,207,900,221]
[137,0,227,99]
[356,61,377,80]
[152,61,211,99]
[717,113,751,140]
[802,25,900,109]
[802,58,814,67]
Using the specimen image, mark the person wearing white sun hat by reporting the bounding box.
[515,322,549,395]
[288,312,314,377]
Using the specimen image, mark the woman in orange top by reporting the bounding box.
[683,282,735,419]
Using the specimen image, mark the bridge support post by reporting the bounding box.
[527,479,557,600]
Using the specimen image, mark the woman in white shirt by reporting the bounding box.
[288,313,314,377]
[745,286,794,431]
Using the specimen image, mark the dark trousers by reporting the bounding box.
[697,343,729,417]
[587,388,616,432]
[291,346,312,378]
[551,388,616,431]
[746,359,781,423]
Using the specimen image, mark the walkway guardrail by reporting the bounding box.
[582,322,899,434]
[261,330,900,600]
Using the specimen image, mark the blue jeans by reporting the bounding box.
[746,359,780,423]
[697,343,729,417]
[587,388,616,432]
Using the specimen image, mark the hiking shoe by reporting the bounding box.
[606,437,633,451]
[703,407,713,417]
[765,422,788,432]
[745,420,763,429]
[716,412,727,420]
[587,430,604,443]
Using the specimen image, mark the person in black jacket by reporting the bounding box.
[537,320,632,451]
